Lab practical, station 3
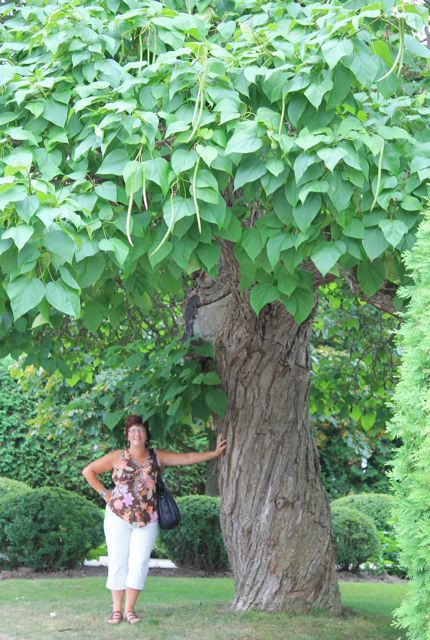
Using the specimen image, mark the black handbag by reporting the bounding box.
[149,448,181,530]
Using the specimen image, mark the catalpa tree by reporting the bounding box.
[1,0,429,614]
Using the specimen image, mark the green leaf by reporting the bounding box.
[6,277,45,320]
[171,149,198,174]
[294,153,317,182]
[95,181,117,201]
[249,284,279,315]
[327,172,353,210]
[2,225,34,251]
[205,388,228,417]
[357,261,385,297]
[202,372,221,385]
[378,219,408,248]
[46,281,81,318]
[196,243,220,272]
[35,149,62,180]
[103,410,124,430]
[267,233,295,268]
[225,121,263,155]
[404,34,430,59]
[82,300,106,333]
[362,228,389,261]
[293,194,321,232]
[3,150,32,169]
[234,157,266,189]
[59,266,81,290]
[75,254,105,288]
[291,285,315,325]
[15,196,39,222]
[242,230,265,261]
[288,95,307,127]
[361,412,376,431]
[44,230,75,265]
[343,42,380,87]
[321,39,354,69]
[43,100,68,128]
[163,197,195,226]
[97,149,129,176]
[317,148,346,172]
[311,241,346,276]
[277,271,298,297]
[266,159,284,177]
[195,144,218,168]
[298,181,329,204]
[143,158,171,195]
[99,238,129,266]
[343,219,365,239]
[304,73,333,109]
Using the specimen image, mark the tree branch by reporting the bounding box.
[341,270,399,316]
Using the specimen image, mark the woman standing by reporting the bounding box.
[82,415,227,625]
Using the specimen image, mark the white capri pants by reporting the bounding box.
[103,505,159,591]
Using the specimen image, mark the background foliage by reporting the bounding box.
[0,275,402,502]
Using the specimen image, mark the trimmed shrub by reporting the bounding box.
[0,487,104,570]
[331,505,380,572]
[331,493,395,532]
[161,495,228,572]
[0,477,32,506]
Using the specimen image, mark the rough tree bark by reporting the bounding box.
[188,247,341,614]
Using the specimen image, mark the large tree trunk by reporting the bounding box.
[189,251,341,614]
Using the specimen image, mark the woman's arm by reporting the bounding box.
[156,434,227,467]
[82,450,120,501]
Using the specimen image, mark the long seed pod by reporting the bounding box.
[126,170,135,247]
[186,80,204,143]
[151,24,157,65]
[278,92,286,137]
[150,193,175,256]
[377,19,404,82]
[191,157,202,233]
[142,165,148,210]
[370,140,385,212]
[139,32,143,64]
[396,20,405,77]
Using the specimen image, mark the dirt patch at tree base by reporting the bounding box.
[0,565,407,583]
[0,565,230,580]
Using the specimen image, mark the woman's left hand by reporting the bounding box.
[214,433,227,457]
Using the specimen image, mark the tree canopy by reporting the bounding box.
[1,0,429,376]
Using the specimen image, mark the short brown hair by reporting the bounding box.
[124,415,151,442]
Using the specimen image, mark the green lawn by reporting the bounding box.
[0,576,407,640]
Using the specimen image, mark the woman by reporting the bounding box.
[82,415,227,625]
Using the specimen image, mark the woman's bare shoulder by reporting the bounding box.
[109,449,123,465]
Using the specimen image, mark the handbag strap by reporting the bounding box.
[149,448,161,476]
[149,448,165,497]
[149,449,160,473]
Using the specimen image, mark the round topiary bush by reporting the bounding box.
[331,493,395,532]
[161,495,229,572]
[0,487,104,571]
[331,505,380,573]
[0,476,32,506]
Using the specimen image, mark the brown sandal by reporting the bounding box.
[107,610,122,624]
[124,611,142,624]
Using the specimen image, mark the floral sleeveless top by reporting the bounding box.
[108,449,159,527]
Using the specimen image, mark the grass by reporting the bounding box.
[0,576,408,640]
